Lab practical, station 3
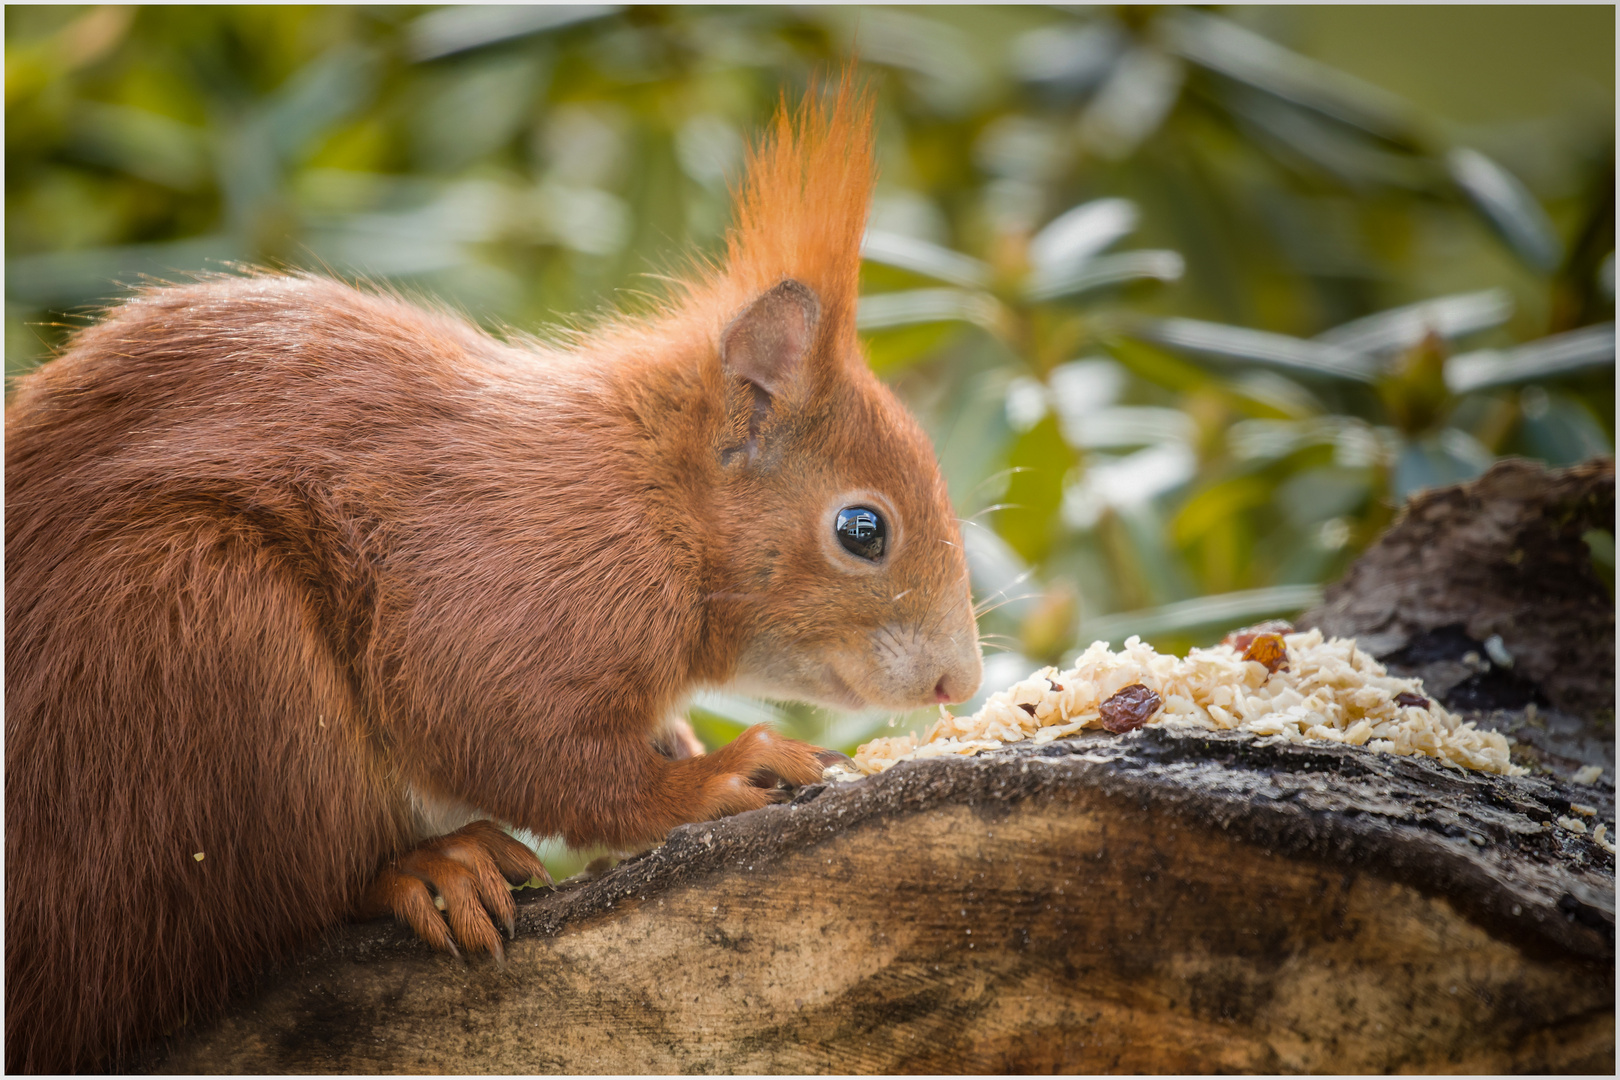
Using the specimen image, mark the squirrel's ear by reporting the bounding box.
[719,279,820,399]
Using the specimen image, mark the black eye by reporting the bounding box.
[835,506,886,560]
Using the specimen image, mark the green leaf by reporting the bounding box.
[861,230,991,289]
[1059,406,1196,451]
[1163,9,1423,149]
[1516,391,1615,466]
[999,412,1078,565]
[1024,250,1184,303]
[70,103,210,191]
[4,234,244,308]
[1027,197,1138,276]
[1445,324,1615,393]
[1447,148,1563,274]
[1391,429,1492,500]
[856,288,1004,333]
[1172,475,1273,546]
[1218,86,1434,191]
[1132,317,1379,384]
[1316,289,1513,360]
[407,5,618,61]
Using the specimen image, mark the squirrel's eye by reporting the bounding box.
[835,506,886,560]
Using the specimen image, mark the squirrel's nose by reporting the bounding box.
[933,657,982,705]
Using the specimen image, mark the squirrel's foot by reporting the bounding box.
[693,725,843,816]
[361,820,550,963]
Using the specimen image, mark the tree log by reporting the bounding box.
[1301,456,1614,781]
[139,730,1612,1073]
[136,459,1617,1074]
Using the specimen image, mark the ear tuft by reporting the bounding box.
[719,280,820,397]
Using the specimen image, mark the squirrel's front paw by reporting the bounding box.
[361,820,550,963]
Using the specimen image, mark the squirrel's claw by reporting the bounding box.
[361,820,547,960]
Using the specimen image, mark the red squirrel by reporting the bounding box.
[4,78,981,1072]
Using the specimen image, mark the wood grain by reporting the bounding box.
[142,729,1614,1074]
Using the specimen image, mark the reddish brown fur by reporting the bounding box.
[5,77,977,1072]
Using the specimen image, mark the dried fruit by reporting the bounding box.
[1099,683,1161,733]
[1018,703,1037,716]
[1222,620,1295,653]
[1395,691,1430,709]
[1242,633,1289,674]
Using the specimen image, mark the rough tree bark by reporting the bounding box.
[136,460,1616,1074]
[1301,456,1614,780]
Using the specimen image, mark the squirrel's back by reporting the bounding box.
[3,275,682,1072]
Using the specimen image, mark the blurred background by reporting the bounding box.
[7,5,1614,868]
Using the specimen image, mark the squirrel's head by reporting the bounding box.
[685,76,982,710]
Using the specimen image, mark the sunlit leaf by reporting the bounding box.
[856,288,1004,333]
[1316,289,1513,360]
[1061,443,1198,530]
[1024,250,1183,303]
[861,229,991,289]
[1447,148,1563,274]
[1046,356,1127,428]
[1028,197,1138,277]
[1059,406,1197,450]
[1224,371,1324,420]
[1445,323,1616,393]
[1134,317,1378,383]
[408,5,619,62]
[1009,21,1126,96]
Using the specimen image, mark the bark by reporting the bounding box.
[1300,456,1614,782]
[136,459,1618,1074]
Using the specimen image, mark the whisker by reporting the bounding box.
[973,592,1041,618]
[971,568,1036,615]
[959,503,1028,523]
[890,589,913,603]
[967,466,1035,499]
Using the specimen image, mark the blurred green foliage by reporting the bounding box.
[7,7,1615,873]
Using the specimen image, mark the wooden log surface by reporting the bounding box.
[1302,456,1614,779]
[135,457,1616,1074]
[141,728,1614,1074]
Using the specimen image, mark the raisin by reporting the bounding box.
[1395,691,1430,709]
[1222,620,1295,653]
[1047,680,1065,692]
[1018,703,1037,716]
[1240,633,1289,674]
[1099,684,1161,733]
